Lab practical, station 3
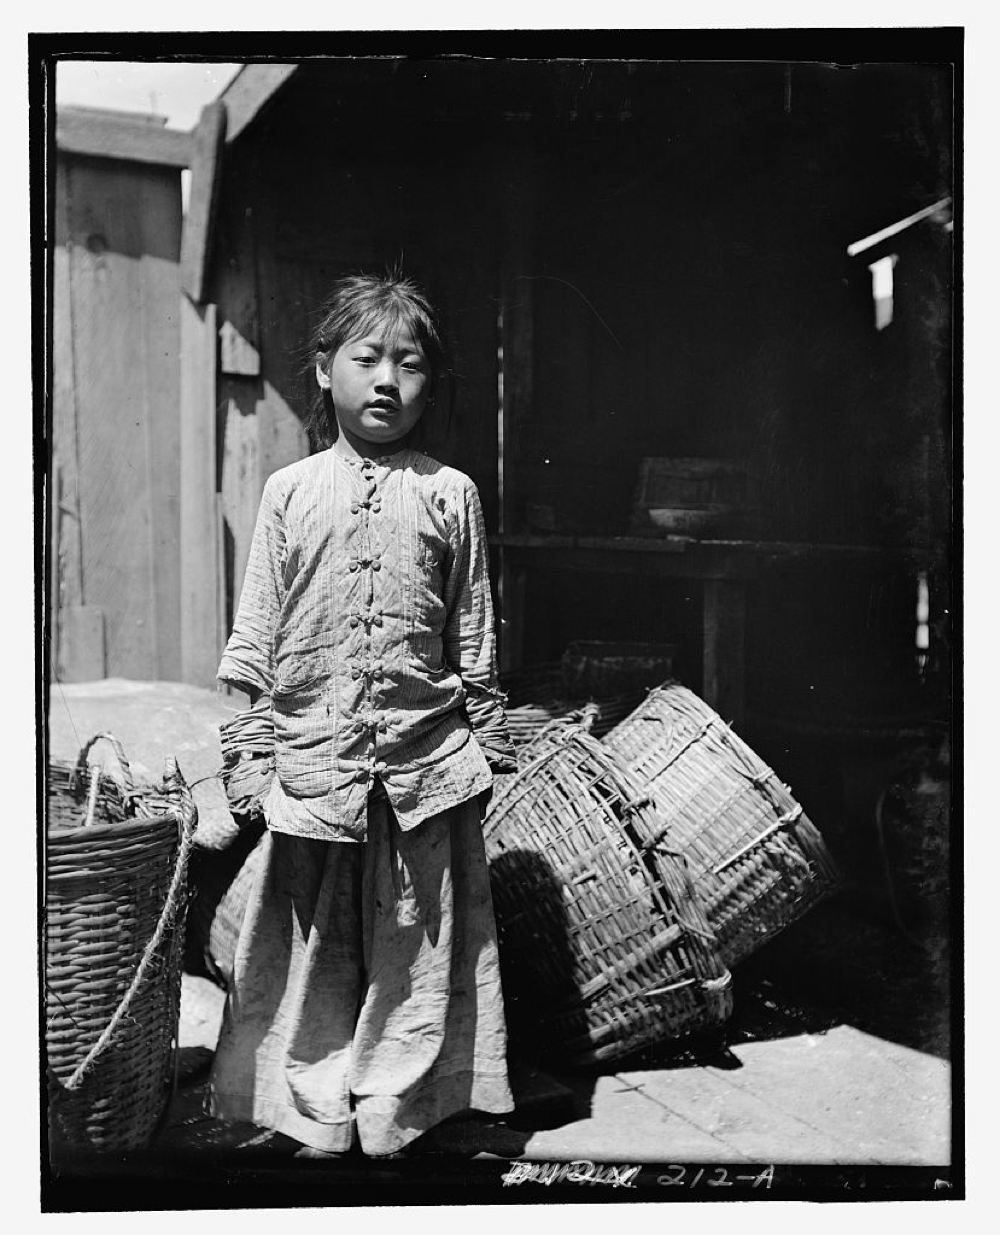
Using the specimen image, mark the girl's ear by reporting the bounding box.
[315,355,331,390]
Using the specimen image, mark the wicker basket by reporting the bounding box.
[186,823,266,988]
[603,682,840,968]
[45,734,198,1154]
[500,661,647,749]
[484,727,732,1067]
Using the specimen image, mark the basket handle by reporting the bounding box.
[74,732,134,800]
[62,757,198,1092]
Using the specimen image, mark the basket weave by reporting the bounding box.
[603,682,840,968]
[484,727,732,1067]
[45,734,198,1154]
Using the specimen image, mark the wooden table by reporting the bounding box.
[492,533,889,731]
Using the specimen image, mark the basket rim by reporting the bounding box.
[46,807,185,840]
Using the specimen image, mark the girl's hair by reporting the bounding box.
[305,271,451,449]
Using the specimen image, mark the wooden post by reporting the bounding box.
[500,560,527,677]
[216,491,229,660]
[498,141,534,672]
[180,101,226,306]
[179,297,220,686]
[48,463,61,680]
[178,99,227,686]
[220,391,262,623]
[703,579,746,730]
[52,165,84,617]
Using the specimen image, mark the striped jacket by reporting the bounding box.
[218,446,517,841]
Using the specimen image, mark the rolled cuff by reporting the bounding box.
[218,649,273,698]
[463,682,518,774]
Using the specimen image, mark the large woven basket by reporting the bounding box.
[187,823,266,988]
[45,734,198,1155]
[603,682,840,968]
[483,727,732,1067]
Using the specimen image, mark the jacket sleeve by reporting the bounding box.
[217,476,285,697]
[442,477,518,775]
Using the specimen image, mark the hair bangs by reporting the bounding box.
[305,271,452,448]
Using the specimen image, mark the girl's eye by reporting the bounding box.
[354,355,376,365]
[402,363,424,373]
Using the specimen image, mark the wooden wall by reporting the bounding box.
[52,149,184,682]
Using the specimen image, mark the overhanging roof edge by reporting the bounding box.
[221,64,300,143]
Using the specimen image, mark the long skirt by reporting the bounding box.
[207,789,514,1156]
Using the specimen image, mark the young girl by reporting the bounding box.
[208,273,519,1158]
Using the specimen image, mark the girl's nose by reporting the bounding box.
[374,360,399,390]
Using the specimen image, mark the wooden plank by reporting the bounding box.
[492,532,887,557]
[180,101,227,305]
[251,232,311,483]
[525,1069,754,1164]
[217,256,261,379]
[709,1028,951,1165]
[608,1066,851,1164]
[216,492,229,660]
[138,170,184,681]
[220,65,299,144]
[179,297,220,687]
[57,108,192,168]
[525,1100,745,1165]
[498,141,535,670]
[500,141,535,489]
[52,161,83,617]
[497,555,526,673]
[60,605,106,683]
[214,164,263,377]
[494,540,754,581]
[219,320,261,377]
[48,463,61,679]
[212,156,262,375]
[220,390,262,625]
[63,157,160,679]
[702,578,746,727]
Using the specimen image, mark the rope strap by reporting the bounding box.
[711,804,804,875]
[620,795,652,818]
[643,971,732,999]
[644,977,696,997]
[702,973,733,995]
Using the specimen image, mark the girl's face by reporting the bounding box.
[317,329,432,453]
